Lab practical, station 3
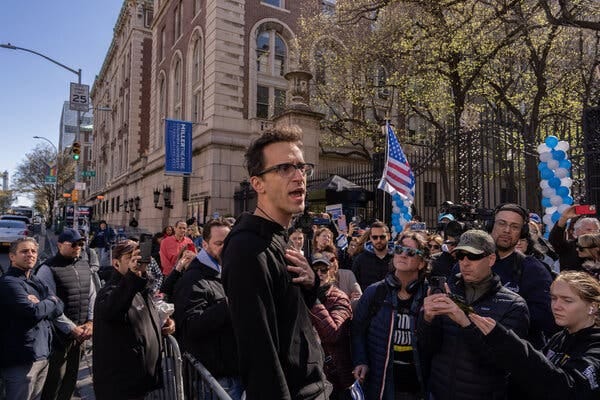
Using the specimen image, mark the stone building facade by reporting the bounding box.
[88,0,326,232]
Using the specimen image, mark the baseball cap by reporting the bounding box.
[58,228,83,243]
[529,213,542,224]
[453,230,496,255]
[311,257,331,267]
[438,213,455,223]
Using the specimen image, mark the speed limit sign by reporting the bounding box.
[70,82,90,111]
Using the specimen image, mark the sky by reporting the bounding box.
[0,0,124,206]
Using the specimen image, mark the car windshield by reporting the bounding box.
[0,220,26,228]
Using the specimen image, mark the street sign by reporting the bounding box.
[81,170,96,177]
[75,182,86,190]
[45,175,57,184]
[69,82,90,111]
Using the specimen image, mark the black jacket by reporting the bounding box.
[352,248,392,291]
[222,213,330,400]
[0,267,63,367]
[417,274,530,400]
[483,324,600,399]
[92,271,163,400]
[171,255,238,377]
[549,224,585,271]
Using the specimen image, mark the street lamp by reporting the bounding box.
[33,136,59,228]
[3,42,84,231]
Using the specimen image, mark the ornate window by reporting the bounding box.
[172,57,182,119]
[190,34,203,123]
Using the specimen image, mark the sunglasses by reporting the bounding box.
[394,245,424,257]
[371,235,387,241]
[312,265,330,273]
[71,241,85,248]
[454,251,488,261]
[576,245,598,251]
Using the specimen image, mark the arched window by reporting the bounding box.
[253,24,290,119]
[191,37,203,123]
[158,74,166,148]
[172,57,182,119]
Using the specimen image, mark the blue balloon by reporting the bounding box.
[403,212,411,220]
[400,205,408,213]
[551,211,561,223]
[545,136,559,148]
[559,159,572,169]
[552,150,566,161]
[542,197,552,208]
[391,214,399,222]
[556,186,570,197]
[548,177,561,188]
[563,196,574,205]
[540,168,554,180]
[537,162,548,172]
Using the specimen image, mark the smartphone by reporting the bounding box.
[429,276,447,294]
[139,236,153,264]
[575,204,596,215]
[411,222,427,231]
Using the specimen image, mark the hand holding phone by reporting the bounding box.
[575,204,596,215]
[429,276,446,294]
[139,237,153,264]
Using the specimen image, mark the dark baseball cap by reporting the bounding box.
[58,228,83,243]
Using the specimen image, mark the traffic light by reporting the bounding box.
[72,142,81,160]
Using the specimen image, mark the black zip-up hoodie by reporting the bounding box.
[222,213,330,400]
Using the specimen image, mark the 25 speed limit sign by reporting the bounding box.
[70,82,90,112]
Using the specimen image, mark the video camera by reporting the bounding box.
[438,201,494,237]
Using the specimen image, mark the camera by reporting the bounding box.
[429,276,447,294]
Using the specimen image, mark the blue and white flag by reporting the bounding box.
[377,123,415,200]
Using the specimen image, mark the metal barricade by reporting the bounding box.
[182,353,233,400]
[146,335,185,400]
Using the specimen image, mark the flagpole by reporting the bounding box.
[382,119,390,225]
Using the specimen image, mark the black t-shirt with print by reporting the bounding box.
[392,297,420,393]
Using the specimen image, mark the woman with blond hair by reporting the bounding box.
[470,271,600,399]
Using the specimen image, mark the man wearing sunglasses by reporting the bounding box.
[36,229,97,400]
[419,230,529,400]
[352,221,393,291]
[222,128,331,399]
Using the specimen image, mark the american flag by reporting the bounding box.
[377,123,415,200]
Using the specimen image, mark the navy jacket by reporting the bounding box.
[351,274,427,400]
[417,274,530,400]
[0,267,63,367]
[352,245,392,291]
[492,251,557,348]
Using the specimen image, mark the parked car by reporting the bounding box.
[0,220,30,247]
[0,214,32,226]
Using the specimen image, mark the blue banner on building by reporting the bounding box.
[165,119,192,175]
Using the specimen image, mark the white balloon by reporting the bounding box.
[545,206,558,215]
[539,152,553,162]
[392,207,400,214]
[560,177,573,187]
[547,159,559,170]
[403,200,412,207]
[537,143,551,154]
[557,204,571,214]
[550,195,564,206]
[543,214,553,225]
[555,141,570,152]
[540,180,550,189]
[555,168,569,178]
[392,200,399,207]
[542,187,556,198]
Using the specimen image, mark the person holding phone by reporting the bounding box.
[550,205,600,272]
[470,271,600,399]
[417,230,530,400]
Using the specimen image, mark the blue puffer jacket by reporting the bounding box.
[0,267,64,367]
[351,274,427,400]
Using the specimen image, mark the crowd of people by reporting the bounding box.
[0,127,599,399]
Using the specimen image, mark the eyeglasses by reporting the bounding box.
[312,265,330,273]
[255,163,315,178]
[494,219,523,233]
[576,244,598,251]
[71,241,85,248]
[371,235,387,241]
[454,251,488,261]
[394,245,424,257]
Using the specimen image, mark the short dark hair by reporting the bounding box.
[112,240,138,260]
[245,127,303,177]
[369,220,389,233]
[203,218,231,242]
[9,237,38,255]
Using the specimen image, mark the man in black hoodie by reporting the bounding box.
[222,127,331,399]
[171,218,242,398]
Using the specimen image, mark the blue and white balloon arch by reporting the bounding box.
[537,135,572,235]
